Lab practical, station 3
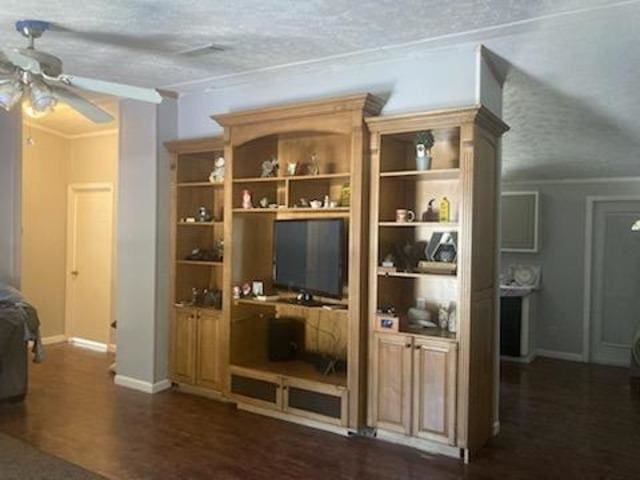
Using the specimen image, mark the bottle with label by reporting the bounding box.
[439,197,450,223]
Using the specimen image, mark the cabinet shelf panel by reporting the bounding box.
[177,182,224,188]
[378,222,458,229]
[231,360,347,388]
[176,260,223,266]
[380,169,460,181]
[377,270,457,280]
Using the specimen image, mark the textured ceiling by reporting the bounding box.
[0,0,624,91]
[2,0,639,178]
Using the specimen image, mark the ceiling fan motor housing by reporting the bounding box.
[16,20,51,40]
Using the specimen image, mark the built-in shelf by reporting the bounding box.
[233,173,351,184]
[378,221,459,229]
[231,360,347,387]
[176,260,223,266]
[177,182,224,188]
[232,207,350,215]
[400,325,458,341]
[379,168,460,181]
[377,270,457,280]
[177,221,223,226]
[235,297,349,313]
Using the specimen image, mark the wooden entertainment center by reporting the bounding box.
[166,95,508,459]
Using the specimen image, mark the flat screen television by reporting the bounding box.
[273,219,345,299]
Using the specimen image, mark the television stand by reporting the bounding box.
[280,297,326,308]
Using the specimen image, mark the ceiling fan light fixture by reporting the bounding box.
[29,79,57,113]
[0,80,24,111]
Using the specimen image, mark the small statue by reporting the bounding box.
[287,162,298,176]
[242,189,253,209]
[307,153,320,175]
[197,206,212,222]
[438,303,449,330]
[448,302,457,333]
[261,156,279,178]
[381,253,395,268]
[209,156,225,183]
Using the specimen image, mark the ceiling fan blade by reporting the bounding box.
[5,49,41,74]
[56,74,162,104]
[0,50,16,75]
[52,86,114,123]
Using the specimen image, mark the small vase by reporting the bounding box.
[415,144,432,171]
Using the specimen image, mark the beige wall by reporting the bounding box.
[21,126,118,339]
[21,128,70,337]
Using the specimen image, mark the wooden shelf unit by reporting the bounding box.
[366,106,508,457]
[214,94,384,431]
[166,136,228,395]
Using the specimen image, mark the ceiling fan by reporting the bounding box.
[0,19,162,123]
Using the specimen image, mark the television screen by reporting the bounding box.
[273,219,345,298]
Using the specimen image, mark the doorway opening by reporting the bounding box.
[21,100,119,357]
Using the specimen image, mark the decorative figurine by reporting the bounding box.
[415,131,434,171]
[242,189,253,209]
[241,283,252,297]
[287,162,298,176]
[438,303,449,330]
[197,206,212,222]
[422,199,438,222]
[259,197,269,208]
[299,198,309,207]
[213,239,224,261]
[261,156,279,178]
[307,153,320,175]
[209,156,225,183]
[232,285,241,299]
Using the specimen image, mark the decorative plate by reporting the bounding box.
[513,265,538,287]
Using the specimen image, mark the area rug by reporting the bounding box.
[0,432,104,480]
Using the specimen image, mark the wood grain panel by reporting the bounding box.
[370,333,412,434]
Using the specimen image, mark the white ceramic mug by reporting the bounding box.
[396,209,415,223]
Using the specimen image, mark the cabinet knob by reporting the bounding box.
[415,345,421,350]
[405,343,412,348]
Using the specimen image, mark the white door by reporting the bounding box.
[590,200,640,366]
[66,184,114,345]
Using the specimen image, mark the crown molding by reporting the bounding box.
[502,176,640,186]
[24,121,118,140]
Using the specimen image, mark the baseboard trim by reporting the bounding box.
[67,337,108,352]
[41,334,67,345]
[536,349,584,363]
[237,403,350,437]
[501,351,537,364]
[374,429,462,459]
[114,375,172,394]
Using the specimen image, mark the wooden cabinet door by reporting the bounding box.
[412,338,457,445]
[370,333,413,435]
[196,309,223,391]
[171,308,197,384]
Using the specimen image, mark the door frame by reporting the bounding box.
[65,182,115,345]
[582,195,640,362]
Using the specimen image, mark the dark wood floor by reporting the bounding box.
[1,344,639,479]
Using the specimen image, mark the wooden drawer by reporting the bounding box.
[282,377,348,427]
[229,366,282,410]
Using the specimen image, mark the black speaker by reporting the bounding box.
[268,317,304,361]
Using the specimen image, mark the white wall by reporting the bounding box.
[0,110,22,287]
[178,44,480,138]
[502,179,640,359]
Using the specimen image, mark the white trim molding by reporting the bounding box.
[503,176,640,186]
[583,195,640,363]
[114,375,172,394]
[536,349,584,363]
[41,334,68,345]
[23,121,118,140]
[67,337,108,353]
